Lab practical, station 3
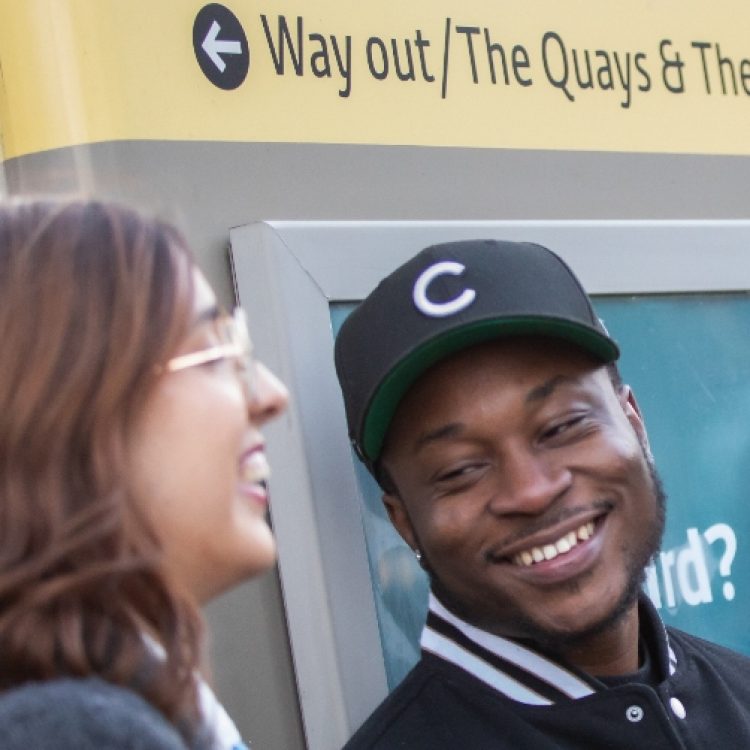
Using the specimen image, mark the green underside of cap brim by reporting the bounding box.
[362,317,619,462]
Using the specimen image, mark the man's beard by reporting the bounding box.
[426,452,667,654]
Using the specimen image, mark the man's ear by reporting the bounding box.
[382,492,418,552]
[619,384,652,456]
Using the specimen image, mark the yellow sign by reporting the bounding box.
[1,0,749,158]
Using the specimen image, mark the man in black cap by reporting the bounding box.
[334,240,750,749]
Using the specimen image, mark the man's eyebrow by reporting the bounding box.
[414,422,464,452]
[410,374,583,451]
[526,374,581,404]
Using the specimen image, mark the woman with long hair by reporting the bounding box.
[0,199,288,748]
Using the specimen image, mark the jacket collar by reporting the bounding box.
[420,592,676,705]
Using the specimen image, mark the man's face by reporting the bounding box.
[381,337,664,647]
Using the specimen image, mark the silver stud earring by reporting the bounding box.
[414,549,422,563]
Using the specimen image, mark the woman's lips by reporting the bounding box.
[238,447,271,505]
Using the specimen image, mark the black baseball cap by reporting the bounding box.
[334,239,619,472]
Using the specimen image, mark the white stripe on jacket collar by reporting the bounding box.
[421,593,675,705]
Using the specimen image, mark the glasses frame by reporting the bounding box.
[164,308,254,392]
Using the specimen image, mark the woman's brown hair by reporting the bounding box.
[0,199,204,738]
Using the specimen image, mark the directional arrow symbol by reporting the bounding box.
[193,4,249,89]
[202,20,242,72]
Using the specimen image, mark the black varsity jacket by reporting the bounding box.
[344,593,750,749]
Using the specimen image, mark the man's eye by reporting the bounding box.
[436,463,484,484]
[543,415,585,441]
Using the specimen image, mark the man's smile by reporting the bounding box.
[481,510,611,587]
[510,520,596,567]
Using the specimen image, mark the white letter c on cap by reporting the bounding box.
[413,261,476,318]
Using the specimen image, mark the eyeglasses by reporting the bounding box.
[164,308,255,396]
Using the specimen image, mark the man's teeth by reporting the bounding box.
[512,522,595,567]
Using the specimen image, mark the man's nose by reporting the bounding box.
[489,450,571,515]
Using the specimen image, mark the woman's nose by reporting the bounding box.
[248,361,289,425]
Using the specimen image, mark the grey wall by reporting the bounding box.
[5,139,750,749]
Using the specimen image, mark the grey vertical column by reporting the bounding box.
[230,223,388,750]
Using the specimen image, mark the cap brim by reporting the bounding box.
[361,317,619,462]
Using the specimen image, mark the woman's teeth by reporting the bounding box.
[240,452,270,484]
[512,521,595,567]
